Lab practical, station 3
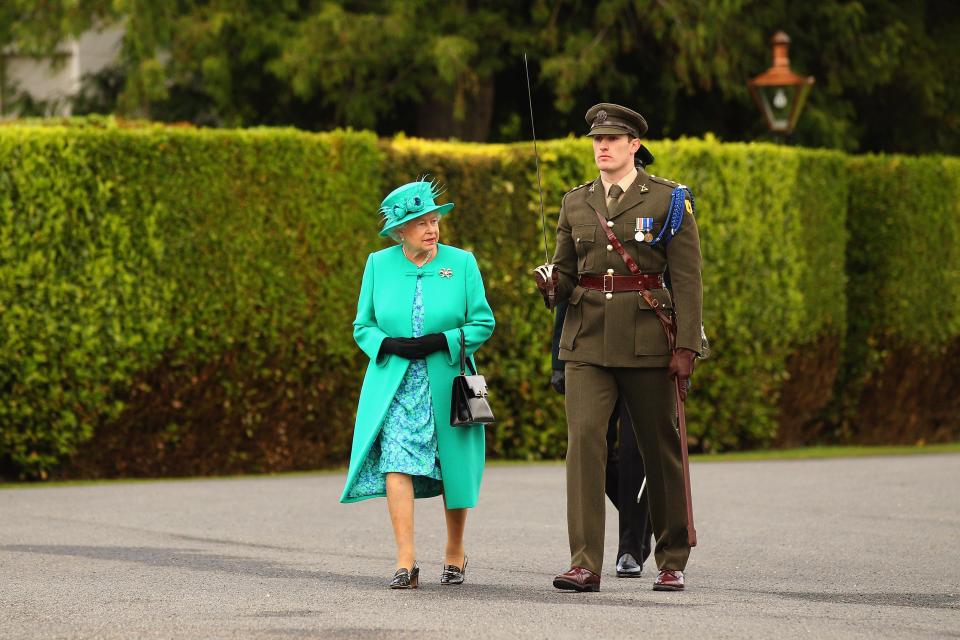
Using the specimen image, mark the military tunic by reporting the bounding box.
[551,166,703,574]
[553,167,703,366]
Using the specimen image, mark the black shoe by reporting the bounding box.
[616,553,643,578]
[440,554,467,585]
[390,563,420,589]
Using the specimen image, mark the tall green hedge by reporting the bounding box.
[1,125,383,479]
[843,155,960,442]
[0,123,956,480]
[385,136,849,456]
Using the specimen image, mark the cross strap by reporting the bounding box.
[590,206,676,346]
[592,207,640,274]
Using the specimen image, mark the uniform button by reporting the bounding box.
[606,244,613,251]
[607,268,614,275]
[607,221,614,227]
[605,293,613,300]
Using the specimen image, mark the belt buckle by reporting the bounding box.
[603,274,614,293]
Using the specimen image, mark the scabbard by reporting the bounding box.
[676,378,697,547]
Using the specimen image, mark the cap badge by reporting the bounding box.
[596,110,608,123]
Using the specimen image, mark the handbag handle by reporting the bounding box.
[458,328,476,376]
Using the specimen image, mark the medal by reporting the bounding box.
[635,217,654,243]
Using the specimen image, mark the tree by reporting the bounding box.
[2,0,959,153]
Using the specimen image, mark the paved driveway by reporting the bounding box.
[1,454,958,639]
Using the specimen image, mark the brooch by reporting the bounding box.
[439,268,453,278]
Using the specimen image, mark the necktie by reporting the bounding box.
[607,184,624,215]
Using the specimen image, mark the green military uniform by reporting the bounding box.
[552,104,703,575]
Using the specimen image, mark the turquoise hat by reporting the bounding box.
[379,177,455,238]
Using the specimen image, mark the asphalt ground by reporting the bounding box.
[1,454,958,639]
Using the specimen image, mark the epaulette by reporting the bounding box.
[648,174,680,189]
[566,180,592,195]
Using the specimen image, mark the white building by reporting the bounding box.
[0,23,123,118]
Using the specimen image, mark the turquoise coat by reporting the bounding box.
[339,244,495,509]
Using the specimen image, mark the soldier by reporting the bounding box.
[548,147,657,580]
[534,103,702,592]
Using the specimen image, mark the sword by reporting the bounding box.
[524,53,550,264]
[524,53,556,309]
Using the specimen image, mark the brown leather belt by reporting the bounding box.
[579,273,664,293]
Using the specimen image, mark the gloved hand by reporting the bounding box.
[380,337,417,359]
[667,347,698,401]
[533,263,559,309]
[380,333,447,360]
[550,369,565,395]
[411,333,448,358]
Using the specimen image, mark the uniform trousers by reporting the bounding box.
[564,361,690,573]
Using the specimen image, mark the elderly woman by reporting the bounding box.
[340,178,495,589]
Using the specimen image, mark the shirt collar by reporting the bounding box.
[600,166,638,197]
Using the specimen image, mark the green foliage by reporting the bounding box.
[0,127,171,476]
[383,135,848,455]
[840,154,960,441]
[0,124,956,480]
[642,139,848,449]
[4,1,960,152]
[847,155,960,349]
[0,125,382,479]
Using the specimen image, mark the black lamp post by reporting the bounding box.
[748,31,814,137]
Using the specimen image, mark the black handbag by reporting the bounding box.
[450,328,495,427]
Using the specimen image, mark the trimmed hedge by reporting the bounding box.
[386,136,849,455]
[843,155,960,443]
[0,123,955,480]
[1,125,383,479]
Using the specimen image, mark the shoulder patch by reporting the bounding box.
[648,174,680,189]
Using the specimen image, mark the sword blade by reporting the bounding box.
[523,53,550,265]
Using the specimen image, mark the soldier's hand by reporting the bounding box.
[550,369,566,395]
[668,348,698,401]
[532,263,559,309]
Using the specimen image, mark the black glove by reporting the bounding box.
[380,333,447,360]
[379,337,417,359]
[550,369,565,395]
[411,333,448,358]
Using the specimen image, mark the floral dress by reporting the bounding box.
[346,273,443,500]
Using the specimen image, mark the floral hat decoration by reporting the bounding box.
[378,176,455,238]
